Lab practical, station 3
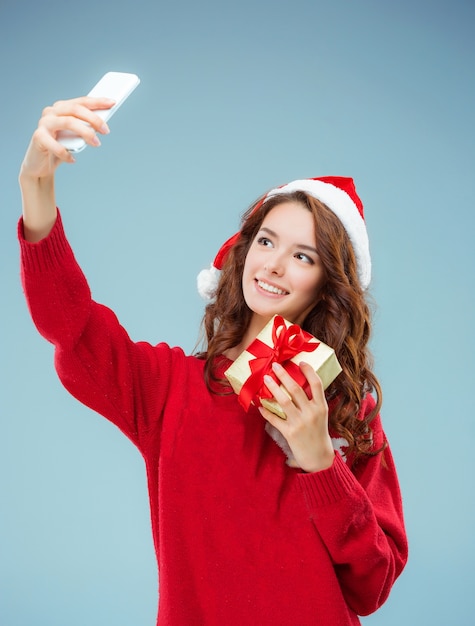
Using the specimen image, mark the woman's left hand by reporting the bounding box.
[259,361,335,473]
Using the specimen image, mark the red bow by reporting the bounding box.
[238,316,319,411]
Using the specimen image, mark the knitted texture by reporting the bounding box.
[19,213,408,625]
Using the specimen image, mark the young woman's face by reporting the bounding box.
[242,201,325,327]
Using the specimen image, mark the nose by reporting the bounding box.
[264,252,285,276]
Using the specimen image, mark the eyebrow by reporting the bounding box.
[259,227,319,256]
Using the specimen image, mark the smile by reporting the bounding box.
[256,280,289,295]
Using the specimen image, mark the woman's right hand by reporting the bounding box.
[19,97,115,242]
[20,96,114,181]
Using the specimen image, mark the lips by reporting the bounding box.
[256,279,289,296]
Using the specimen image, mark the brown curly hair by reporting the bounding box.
[198,190,383,459]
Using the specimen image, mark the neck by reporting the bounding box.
[224,314,271,361]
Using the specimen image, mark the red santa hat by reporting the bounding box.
[197,176,371,300]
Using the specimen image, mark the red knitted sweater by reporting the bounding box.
[19,213,407,626]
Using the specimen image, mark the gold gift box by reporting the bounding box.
[224,315,342,419]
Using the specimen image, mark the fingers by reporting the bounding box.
[40,114,103,150]
[44,96,115,130]
[258,404,281,426]
[298,361,327,405]
[21,96,116,179]
[30,126,75,164]
[263,371,298,417]
[262,361,328,422]
[32,96,115,162]
[261,362,333,473]
[266,362,322,410]
[41,98,113,137]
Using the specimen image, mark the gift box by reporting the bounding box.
[224,315,342,419]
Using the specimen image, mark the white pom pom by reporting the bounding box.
[197,264,221,301]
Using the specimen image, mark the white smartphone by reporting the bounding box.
[57,71,140,153]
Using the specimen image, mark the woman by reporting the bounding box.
[18,96,408,625]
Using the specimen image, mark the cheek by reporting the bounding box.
[242,249,257,279]
[294,265,321,289]
[301,271,325,301]
[241,257,254,295]
[241,257,250,284]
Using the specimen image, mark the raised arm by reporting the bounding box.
[19,96,114,242]
[17,96,174,449]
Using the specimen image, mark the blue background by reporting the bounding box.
[1,0,474,624]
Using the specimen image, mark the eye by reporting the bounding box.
[294,252,314,265]
[257,236,273,247]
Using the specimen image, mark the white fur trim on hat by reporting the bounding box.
[266,179,371,289]
[197,177,372,301]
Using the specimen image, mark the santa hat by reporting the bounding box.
[197,176,371,300]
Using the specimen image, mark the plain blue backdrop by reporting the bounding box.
[1,0,474,624]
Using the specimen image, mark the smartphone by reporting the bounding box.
[57,71,140,153]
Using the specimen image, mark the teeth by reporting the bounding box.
[257,280,288,295]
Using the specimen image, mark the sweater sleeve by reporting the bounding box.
[297,399,408,616]
[18,211,173,451]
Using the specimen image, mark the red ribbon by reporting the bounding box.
[238,315,319,411]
